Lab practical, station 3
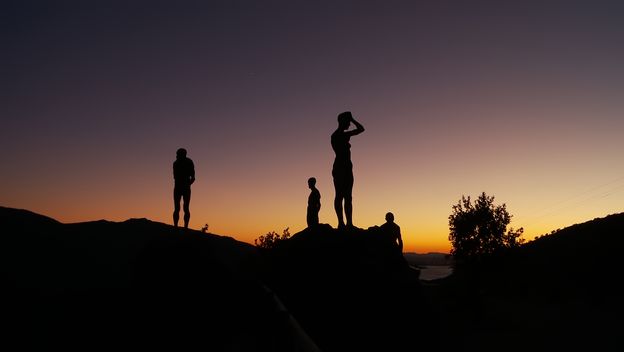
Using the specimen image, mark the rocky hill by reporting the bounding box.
[1,207,440,351]
[6,205,620,351]
[259,224,442,352]
[0,206,316,351]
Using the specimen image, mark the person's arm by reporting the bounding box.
[314,191,321,210]
[397,227,403,253]
[346,116,365,136]
[189,160,196,185]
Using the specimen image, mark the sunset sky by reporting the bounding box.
[3,0,624,253]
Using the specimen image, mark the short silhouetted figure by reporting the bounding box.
[331,111,364,229]
[307,177,321,228]
[379,212,407,271]
[380,212,403,253]
[173,148,195,228]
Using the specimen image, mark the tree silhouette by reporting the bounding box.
[448,192,524,265]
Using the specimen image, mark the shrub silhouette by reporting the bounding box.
[254,227,291,249]
[448,192,524,266]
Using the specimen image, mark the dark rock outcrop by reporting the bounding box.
[260,224,441,352]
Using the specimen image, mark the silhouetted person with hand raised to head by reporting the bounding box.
[331,111,364,229]
[173,148,195,228]
[307,177,321,228]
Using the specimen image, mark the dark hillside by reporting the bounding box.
[1,206,61,228]
[0,207,313,351]
[429,213,624,351]
[519,212,624,285]
[8,205,619,351]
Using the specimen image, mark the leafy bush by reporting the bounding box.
[254,227,291,249]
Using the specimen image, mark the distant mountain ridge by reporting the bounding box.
[403,252,452,266]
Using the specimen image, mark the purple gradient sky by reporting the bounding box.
[2,0,624,252]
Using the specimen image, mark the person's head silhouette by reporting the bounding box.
[337,111,352,130]
[385,212,394,223]
[176,148,187,159]
[308,177,316,189]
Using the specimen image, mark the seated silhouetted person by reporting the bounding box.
[307,177,321,228]
[380,212,403,252]
[379,212,407,270]
[173,148,195,228]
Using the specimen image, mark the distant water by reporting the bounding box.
[418,265,452,281]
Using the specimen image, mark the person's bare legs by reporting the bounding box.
[344,194,353,227]
[182,191,191,228]
[334,177,346,228]
[344,174,354,227]
[173,190,182,227]
[334,194,345,228]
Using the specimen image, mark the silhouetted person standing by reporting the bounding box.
[173,148,195,228]
[331,111,364,229]
[307,177,321,228]
[380,212,403,253]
